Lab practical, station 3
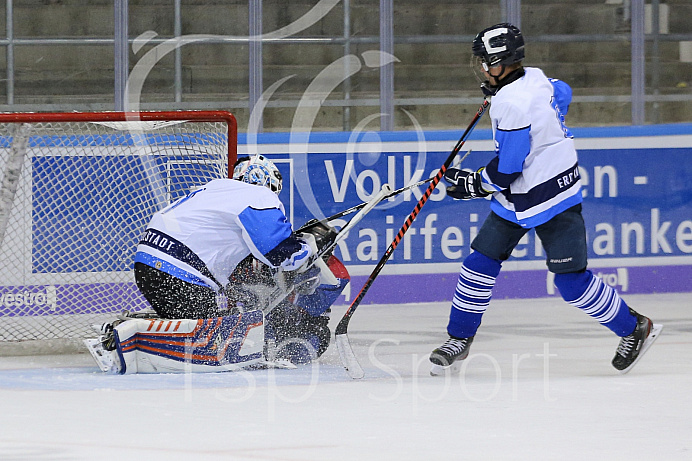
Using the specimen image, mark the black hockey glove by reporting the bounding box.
[298,220,338,259]
[444,167,491,200]
[480,81,498,97]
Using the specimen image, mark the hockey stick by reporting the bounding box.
[298,150,475,234]
[262,183,392,314]
[297,177,435,234]
[335,99,490,379]
[324,183,392,251]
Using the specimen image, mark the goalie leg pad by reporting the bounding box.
[111,310,265,374]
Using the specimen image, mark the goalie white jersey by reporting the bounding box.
[135,178,311,291]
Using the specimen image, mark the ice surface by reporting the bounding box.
[1,293,691,460]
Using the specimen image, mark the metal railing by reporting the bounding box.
[1,0,691,130]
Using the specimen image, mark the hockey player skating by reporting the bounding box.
[429,23,662,376]
[86,154,349,373]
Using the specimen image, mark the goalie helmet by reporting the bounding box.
[232,154,283,194]
[472,23,524,69]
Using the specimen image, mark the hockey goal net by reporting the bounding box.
[0,110,237,353]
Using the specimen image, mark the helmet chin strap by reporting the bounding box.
[487,64,505,84]
[481,65,524,96]
[478,63,504,96]
[487,64,505,82]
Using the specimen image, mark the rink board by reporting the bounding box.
[239,123,692,304]
[1,124,690,318]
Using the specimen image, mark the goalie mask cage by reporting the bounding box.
[0,110,237,353]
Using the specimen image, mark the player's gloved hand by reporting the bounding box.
[444,167,491,200]
[480,81,499,97]
[298,221,338,258]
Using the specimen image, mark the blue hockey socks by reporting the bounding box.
[447,251,502,339]
[554,270,637,337]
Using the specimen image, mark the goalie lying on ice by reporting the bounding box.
[84,155,350,373]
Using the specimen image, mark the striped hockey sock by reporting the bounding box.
[447,251,502,338]
[554,270,637,337]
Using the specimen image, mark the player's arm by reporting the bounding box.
[444,98,530,200]
[228,207,318,311]
[549,78,572,116]
[444,130,527,200]
[235,205,313,271]
[480,98,531,192]
[479,131,527,192]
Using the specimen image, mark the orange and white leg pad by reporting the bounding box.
[84,310,265,374]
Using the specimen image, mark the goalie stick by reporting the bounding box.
[335,99,490,379]
[261,183,392,314]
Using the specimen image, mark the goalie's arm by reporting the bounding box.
[234,205,313,272]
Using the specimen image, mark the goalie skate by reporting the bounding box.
[83,337,121,373]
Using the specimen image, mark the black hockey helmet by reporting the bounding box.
[472,23,525,69]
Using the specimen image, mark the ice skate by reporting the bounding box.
[84,321,121,373]
[83,336,121,373]
[429,336,474,376]
[612,309,662,374]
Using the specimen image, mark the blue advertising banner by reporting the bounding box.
[240,124,692,305]
[3,124,689,319]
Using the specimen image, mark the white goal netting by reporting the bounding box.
[0,111,236,350]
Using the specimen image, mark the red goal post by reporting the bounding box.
[0,110,237,353]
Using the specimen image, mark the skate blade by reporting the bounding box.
[252,359,298,370]
[619,323,663,375]
[83,338,119,373]
[430,360,462,376]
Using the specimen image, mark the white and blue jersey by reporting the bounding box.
[480,66,582,228]
[135,179,311,291]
